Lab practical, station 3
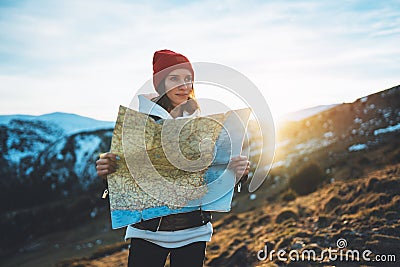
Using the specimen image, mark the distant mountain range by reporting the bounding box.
[0,112,114,215]
[280,104,339,121]
[1,87,399,196]
[0,85,399,258]
[0,103,340,134]
[0,103,338,172]
[0,112,115,134]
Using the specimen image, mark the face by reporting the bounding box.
[164,68,193,108]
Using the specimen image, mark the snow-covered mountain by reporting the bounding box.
[0,112,114,211]
[280,104,339,121]
[31,129,113,195]
[0,112,115,134]
[264,85,400,181]
[0,112,114,168]
[0,120,113,253]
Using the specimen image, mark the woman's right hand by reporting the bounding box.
[96,152,118,177]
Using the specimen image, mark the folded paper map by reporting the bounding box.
[107,105,250,229]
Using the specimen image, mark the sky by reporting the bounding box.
[0,0,399,122]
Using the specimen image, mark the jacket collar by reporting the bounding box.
[138,94,200,119]
[138,94,172,119]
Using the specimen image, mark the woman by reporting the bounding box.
[96,49,250,267]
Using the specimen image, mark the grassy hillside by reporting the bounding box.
[55,163,400,267]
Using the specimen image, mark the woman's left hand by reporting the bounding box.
[228,155,250,179]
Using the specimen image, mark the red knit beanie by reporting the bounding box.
[152,49,194,93]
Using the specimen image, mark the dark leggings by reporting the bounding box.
[128,238,206,267]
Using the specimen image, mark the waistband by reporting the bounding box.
[132,210,212,232]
